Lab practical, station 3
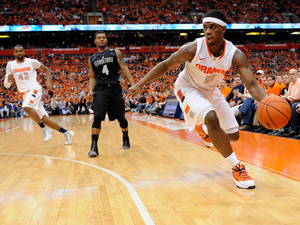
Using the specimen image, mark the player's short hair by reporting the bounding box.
[14,44,24,50]
[203,10,227,24]
[94,31,107,40]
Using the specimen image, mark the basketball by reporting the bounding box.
[257,96,291,130]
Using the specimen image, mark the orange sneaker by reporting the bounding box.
[194,123,213,148]
[232,163,255,189]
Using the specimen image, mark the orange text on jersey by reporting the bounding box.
[195,64,227,75]
[13,67,31,73]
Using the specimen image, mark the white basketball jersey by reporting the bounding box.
[6,58,41,92]
[177,37,237,92]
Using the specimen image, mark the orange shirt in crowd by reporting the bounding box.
[219,86,232,98]
[266,82,283,96]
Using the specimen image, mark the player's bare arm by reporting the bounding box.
[116,49,135,86]
[232,49,267,102]
[88,58,96,101]
[128,41,197,96]
[38,64,53,89]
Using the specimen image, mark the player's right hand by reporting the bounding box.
[128,84,141,98]
[88,92,94,101]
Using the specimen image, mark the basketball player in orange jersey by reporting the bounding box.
[4,45,74,144]
[129,10,268,189]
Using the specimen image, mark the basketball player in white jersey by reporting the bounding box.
[128,10,268,189]
[4,45,75,144]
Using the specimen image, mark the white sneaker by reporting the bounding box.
[42,127,52,142]
[64,131,75,145]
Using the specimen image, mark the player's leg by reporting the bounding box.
[88,118,102,157]
[88,88,107,157]
[110,84,130,149]
[23,88,74,144]
[211,92,255,189]
[118,117,130,149]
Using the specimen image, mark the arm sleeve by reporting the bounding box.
[226,89,233,102]
[31,59,42,69]
[4,63,12,88]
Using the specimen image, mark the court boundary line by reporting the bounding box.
[0,153,155,225]
[1,126,19,133]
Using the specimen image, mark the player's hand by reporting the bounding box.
[46,80,53,89]
[7,74,14,82]
[88,92,94,101]
[128,84,142,98]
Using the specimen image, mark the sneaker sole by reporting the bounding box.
[88,151,98,157]
[233,178,256,189]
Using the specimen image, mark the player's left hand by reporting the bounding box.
[46,80,53,89]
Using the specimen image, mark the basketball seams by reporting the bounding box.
[257,96,291,130]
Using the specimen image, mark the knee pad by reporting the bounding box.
[118,118,128,129]
[92,116,102,129]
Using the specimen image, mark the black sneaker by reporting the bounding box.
[88,142,99,157]
[122,139,130,149]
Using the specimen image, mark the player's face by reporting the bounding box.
[14,47,25,61]
[94,33,108,47]
[203,22,226,46]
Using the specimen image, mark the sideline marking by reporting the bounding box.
[0,127,19,133]
[0,153,155,225]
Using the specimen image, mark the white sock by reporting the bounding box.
[202,124,208,135]
[225,152,239,168]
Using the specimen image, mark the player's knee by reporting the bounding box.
[92,116,102,129]
[227,132,239,142]
[22,107,30,113]
[118,118,128,129]
[204,110,219,127]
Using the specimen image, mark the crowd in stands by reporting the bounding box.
[99,0,191,24]
[0,0,90,25]
[3,0,300,25]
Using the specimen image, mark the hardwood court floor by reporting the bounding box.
[0,113,300,225]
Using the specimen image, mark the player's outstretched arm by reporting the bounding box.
[232,49,268,102]
[88,58,96,101]
[38,64,53,89]
[128,40,197,97]
[116,49,135,87]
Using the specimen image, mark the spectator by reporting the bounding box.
[226,76,244,107]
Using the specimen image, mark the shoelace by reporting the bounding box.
[233,163,252,181]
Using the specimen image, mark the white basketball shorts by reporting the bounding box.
[22,85,49,119]
[175,79,238,134]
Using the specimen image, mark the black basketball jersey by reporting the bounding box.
[90,48,121,85]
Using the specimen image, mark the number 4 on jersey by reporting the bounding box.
[102,65,109,75]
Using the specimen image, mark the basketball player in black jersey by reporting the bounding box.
[88,31,135,157]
